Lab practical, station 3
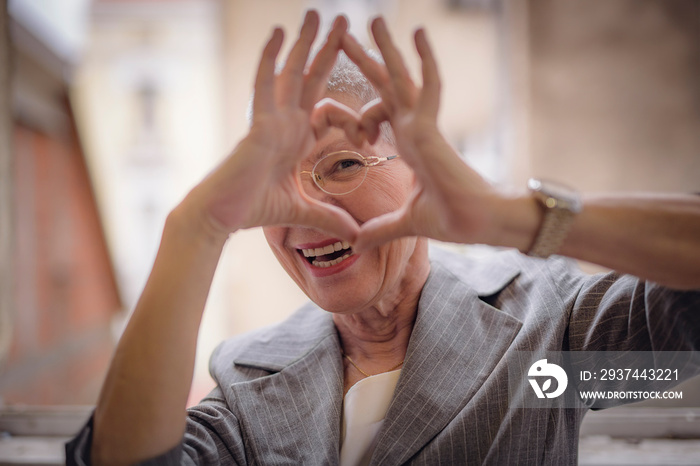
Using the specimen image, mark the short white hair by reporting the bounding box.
[248,50,395,144]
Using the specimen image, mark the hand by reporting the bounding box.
[182,11,362,242]
[342,19,510,252]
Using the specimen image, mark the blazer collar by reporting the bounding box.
[231,301,338,372]
[428,245,522,297]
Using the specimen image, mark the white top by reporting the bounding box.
[339,369,402,466]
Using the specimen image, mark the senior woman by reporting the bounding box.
[68,11,700,465]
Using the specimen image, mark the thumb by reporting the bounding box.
[359,98,390,145]
[295,197,360,244]
[353,208,412,253]
[311,98,365,147]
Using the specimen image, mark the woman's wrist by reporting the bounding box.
[478,192,542,253]
[168,195,232,251]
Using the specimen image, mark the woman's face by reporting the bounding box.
[262,96,428,314]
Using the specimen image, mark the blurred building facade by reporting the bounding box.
[1,0,121,405]
[513,0,700,193]
[71,0,226,405]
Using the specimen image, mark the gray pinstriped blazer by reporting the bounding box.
[66,247,700,465]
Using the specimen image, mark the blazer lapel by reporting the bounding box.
[228,306,344,465]
[371,249,523,464]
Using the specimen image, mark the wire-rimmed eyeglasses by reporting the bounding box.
[300,150,400,195]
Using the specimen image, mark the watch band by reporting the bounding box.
[526,179,581,258]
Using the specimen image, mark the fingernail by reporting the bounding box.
[301,9,318,31]
[333,15,348,29]
[270,27,283,41]
[371,16,385,29]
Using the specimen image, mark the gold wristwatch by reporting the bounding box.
[526,179,582,258]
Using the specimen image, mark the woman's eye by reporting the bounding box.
[336,159,362,171]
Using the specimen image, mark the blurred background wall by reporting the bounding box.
[0,0,698,411]
[523,0,700,192]
[1,0,121,405]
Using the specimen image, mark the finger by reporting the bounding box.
[296,198,360,243]
[340,33,390,89]
[353,207,413,253]
[359,98,390,145]
[300,15,348,111]
[278,10,320,107]
[252,27,284,116]
[311,98,364,146]
[415,28,441,119]
[370,17,416,105]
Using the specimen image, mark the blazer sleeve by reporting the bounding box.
[65,386,247,465]
[558,264,700,353]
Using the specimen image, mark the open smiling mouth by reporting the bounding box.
[299,241,354,268]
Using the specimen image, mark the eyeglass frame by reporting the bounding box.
[299,150,400,196]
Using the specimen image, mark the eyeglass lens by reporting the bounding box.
[313,151,369,195]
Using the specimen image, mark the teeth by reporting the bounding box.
[312,253,351,268]
[301,241,351,258]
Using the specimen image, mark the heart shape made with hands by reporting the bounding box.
[207,12,489,254]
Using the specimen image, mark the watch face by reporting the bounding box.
[528,179,582,212]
